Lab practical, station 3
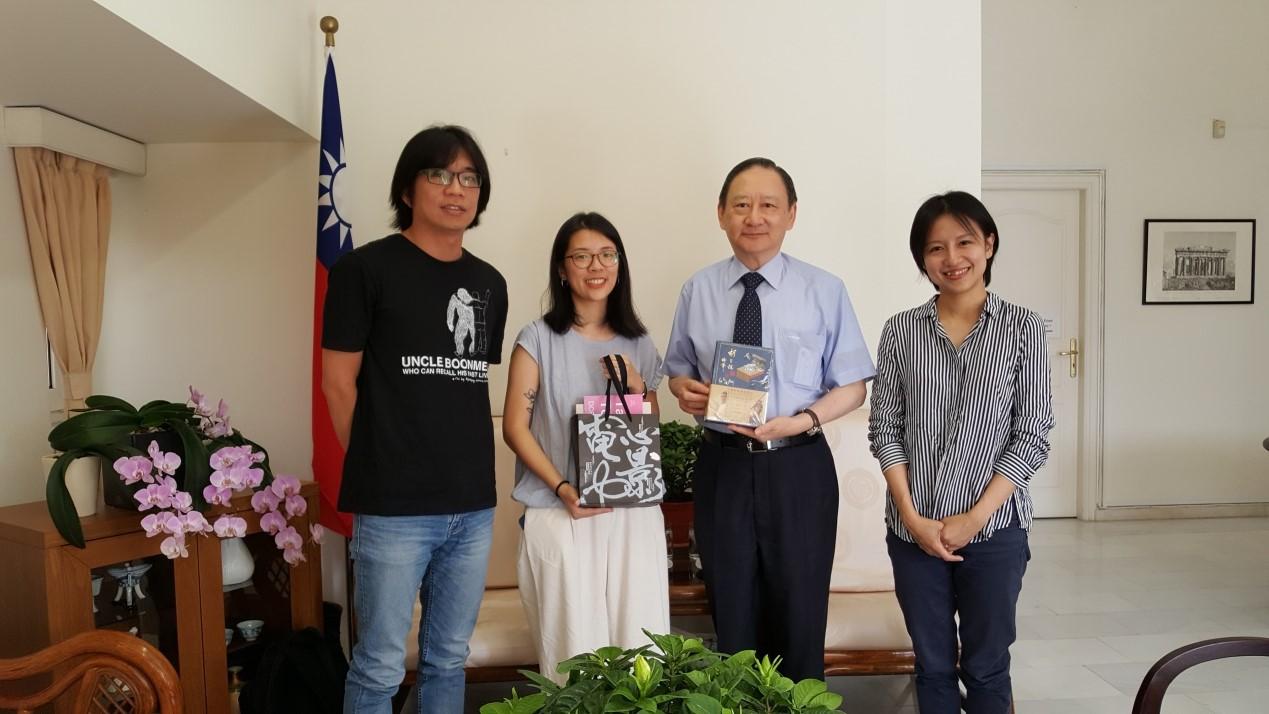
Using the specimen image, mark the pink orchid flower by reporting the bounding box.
[213,515,248,538]
[188,386,211,415]
[181,511,213,534]
[140,513,164,537]
[114,456,153,485]
[259,510,287,535]
[160,534,188,559]
[310,523,325,545]
[274,525,303,551]
[204,485,234,506]
[210,447,240,471]
[152,450,181,476]
[135,483,172,511]
[284,495,307,518]
[208,418,231,438]
[171,491,193,513]
[243,467,265,489]
[251,489,281,514]
[270,474,301,499]
[282,546,306,566]
[140,511,181,536]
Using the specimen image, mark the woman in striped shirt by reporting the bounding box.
[868,191,1054,713]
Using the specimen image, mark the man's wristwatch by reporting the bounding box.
[796,408,822,436]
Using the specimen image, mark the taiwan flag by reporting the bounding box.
[313,50,354,537]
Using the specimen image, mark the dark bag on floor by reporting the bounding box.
[239,626,348,714]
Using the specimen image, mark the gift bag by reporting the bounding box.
[573,355,664,507]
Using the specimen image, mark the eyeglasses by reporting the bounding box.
[565,250,621,268]
[420,168,483,188]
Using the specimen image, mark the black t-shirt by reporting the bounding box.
[322,234,508,515]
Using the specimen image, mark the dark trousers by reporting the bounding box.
[693,435,838,681]
[887,524,1029,714]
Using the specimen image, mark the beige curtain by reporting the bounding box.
[13,147,111,412]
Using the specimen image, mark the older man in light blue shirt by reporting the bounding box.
[665,157,874,681]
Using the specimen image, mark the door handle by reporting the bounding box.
[1056,338,1079,378]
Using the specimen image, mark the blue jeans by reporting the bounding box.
[343,509,494,714]
[887,524,1029,714]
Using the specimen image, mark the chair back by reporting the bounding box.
[0,629,181,713]
[1132,636,1269,714]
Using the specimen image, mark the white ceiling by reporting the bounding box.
[0,0,313,143]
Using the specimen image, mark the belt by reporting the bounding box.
[701,428,821,453]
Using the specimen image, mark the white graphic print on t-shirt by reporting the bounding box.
[397,287,493,384]
[446,288,490,356]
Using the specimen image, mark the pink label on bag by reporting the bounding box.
[582,394,645,415]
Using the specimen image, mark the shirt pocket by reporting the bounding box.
[777,328,827,389]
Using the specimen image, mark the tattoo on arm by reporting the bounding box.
[524,388,537,417]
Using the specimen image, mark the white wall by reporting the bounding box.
[96,142,317,480]
[984,0,1269,507]
[0,139,62,506]
[327,0,981,409]
[92,0,323,138]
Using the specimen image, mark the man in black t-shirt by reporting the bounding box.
[322,125,507,714]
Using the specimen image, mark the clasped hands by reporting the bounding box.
[904,510,987,562]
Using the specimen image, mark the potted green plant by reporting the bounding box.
[44,388,292,553]
[659,421,701,550]
[480,631,844,713]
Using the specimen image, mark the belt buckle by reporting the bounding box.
[746,438,773,453]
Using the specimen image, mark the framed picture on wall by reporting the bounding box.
[1142,219,1256,304]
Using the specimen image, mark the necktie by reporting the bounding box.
[732,272,764,346]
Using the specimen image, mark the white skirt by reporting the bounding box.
[517,505,671,684]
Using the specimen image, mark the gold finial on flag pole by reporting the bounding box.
[320,16,339,47]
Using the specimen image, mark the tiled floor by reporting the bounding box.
[461,517,1269,713]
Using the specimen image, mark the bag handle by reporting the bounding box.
[601,354,633,421]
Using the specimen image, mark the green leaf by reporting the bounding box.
[792,679,827,708]
[511,693,546,714]
[683,693,724,714]
[49,411,139,450]
[170,420,210,509]
[520,669,560,693]
[806,691,843,711]
[84,395,138,413]
[46,450,86,548]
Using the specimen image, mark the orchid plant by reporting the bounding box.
[55,386,322,562]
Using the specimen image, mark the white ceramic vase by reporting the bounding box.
[221,537,255,587]
[42,454,100,517]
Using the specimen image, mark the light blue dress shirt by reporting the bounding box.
[664,252,876,430]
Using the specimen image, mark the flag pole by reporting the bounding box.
[317,12,354,648]
[320,16,339,48]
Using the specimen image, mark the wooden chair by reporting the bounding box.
[0,629,182,713]
[1132,636,1269,714]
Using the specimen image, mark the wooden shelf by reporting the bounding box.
[0,482,322,714]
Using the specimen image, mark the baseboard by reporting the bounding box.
[1092,502,1269,521]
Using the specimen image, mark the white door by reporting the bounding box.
[982,187,1081,517]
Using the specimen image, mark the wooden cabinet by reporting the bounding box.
[0,481,322,713]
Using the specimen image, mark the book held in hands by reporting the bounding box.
[705,341,773,427]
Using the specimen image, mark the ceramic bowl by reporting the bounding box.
[236,619,264,642]
[224,627,234,645]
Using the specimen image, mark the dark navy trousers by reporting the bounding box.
[887,521,1029,713]
[693,435,839,682]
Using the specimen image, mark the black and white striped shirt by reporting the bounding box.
[868,292,1054,544]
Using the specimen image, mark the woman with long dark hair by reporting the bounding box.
[502,211,669,682]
